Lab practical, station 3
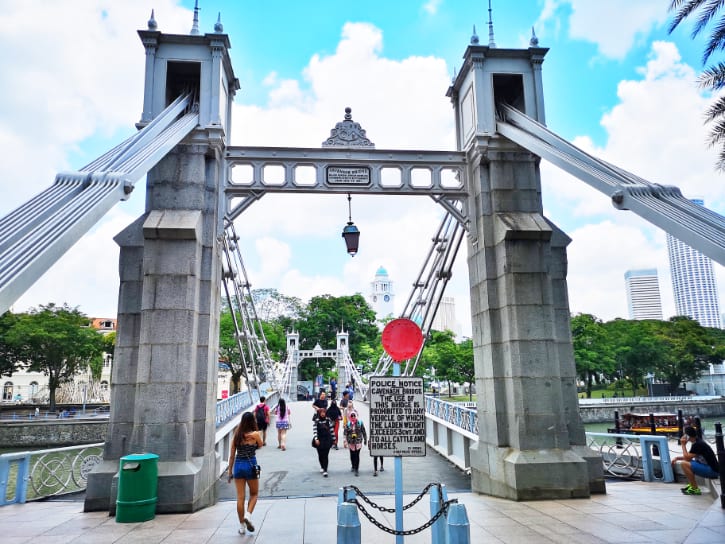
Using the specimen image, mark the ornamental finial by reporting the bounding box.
[147,9,157,30]
[471,25,479,45]
[190,0,200,35]
[529,26,539,47]
[214,12,223,33]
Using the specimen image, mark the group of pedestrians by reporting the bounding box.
[228,388,387,535]
[311,389,383,476]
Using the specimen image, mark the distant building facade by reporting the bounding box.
[624,269,663,320]
[369,265,395,321]
[431,296,461,335]
[667,199,722,328]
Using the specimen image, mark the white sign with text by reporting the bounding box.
[369,376,426,457]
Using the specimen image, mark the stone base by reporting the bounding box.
[571,444,607,495]
[84,452,218,514]
[470,442,591,500]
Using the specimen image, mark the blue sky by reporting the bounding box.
[1,0,724,337]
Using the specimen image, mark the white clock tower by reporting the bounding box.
[369,265,395,320]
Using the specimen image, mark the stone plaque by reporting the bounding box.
[326,166,371,186]
[369,376,426,457]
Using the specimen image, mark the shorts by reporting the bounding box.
[233,457,259,480]
[691,460,719,479]
[276,421,290,430]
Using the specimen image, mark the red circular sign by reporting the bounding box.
[381,318,424,361]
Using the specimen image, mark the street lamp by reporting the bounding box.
[341,193,360,256]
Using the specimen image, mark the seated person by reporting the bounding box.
[671,426,720,495]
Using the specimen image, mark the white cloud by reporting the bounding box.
[422,0,443,16]
[536,0,670,59]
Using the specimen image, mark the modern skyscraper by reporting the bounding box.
[369,265,395,321]
[431,296,461,335]
[667,199,722,328]
[624,269,663,320]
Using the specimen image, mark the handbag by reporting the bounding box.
[311,437,317,448]
[255,464,261,478]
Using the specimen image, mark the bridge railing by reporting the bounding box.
[0,388,277,506]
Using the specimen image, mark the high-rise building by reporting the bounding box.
[667,199,722,329]
[624,269,663,320]
[369,265,395,321]
[431,296,461,335]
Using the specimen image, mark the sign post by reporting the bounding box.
[377,318,425,544]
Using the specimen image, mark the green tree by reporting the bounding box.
[3,304,105,411]
[604,319,666,396]
[652,316,725,393]
[669,1,725,169]
[0,310,24,377]
[295,294,378,380]
[570,313,615,398]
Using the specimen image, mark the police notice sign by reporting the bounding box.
[369,376,426,457]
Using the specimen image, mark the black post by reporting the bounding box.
[695,417,703,440]
[678,409,684,437]
[649,413,659,456]
[614,410,622,447]
[714,422,724,509]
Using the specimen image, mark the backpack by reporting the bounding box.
[255,404,266,427]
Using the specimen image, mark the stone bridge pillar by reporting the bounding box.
[85,23,239,513]
[447,39,604,500]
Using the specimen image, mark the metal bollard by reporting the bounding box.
[447,502,470,544]
[337,502,361,544]
[430,484,447,544]
[715,422,724,509]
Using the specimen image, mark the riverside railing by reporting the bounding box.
[1,387,277,506]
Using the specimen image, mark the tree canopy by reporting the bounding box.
[571,313,725,395]
[1,304,105,410]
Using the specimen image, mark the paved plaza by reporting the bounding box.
[1,400,724,543]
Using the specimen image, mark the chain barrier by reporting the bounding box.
[342,483,458,536]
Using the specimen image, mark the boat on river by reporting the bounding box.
[613,412,684,436]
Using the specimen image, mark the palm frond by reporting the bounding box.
[715,147,725,171]
[703,95,725,120]
[705,119,725,146]
[668,0,707,33]
[693,0,725,38]
[702,13,725,61]
[697,62,725,89]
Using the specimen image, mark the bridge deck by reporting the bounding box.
[217,400,470,500]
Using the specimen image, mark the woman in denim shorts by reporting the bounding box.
[228,411,263,534]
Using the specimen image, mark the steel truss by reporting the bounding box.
[220,221,289,399]
[0,91,200,314]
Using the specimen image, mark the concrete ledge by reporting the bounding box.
[143,210,201,240]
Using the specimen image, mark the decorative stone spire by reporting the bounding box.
[470,25,479,45]
[322,107,375,148]
[190,0,200,35]
[147,9,157,31]
[214,12,223,33]
[487,0,496,47]
[529,26,539,47]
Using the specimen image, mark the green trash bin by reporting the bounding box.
[116,453,159,523]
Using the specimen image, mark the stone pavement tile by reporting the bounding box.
[682,526,725,544]
[590,511,670,531]
[546,516,655,544]
[642,528,700,544]
[113,528,177,544]
[478,523,558,544]
[155,527,217,543]
[526,519,584,536]
[635,511,707,530]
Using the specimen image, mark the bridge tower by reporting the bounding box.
[85,14,239,513]
[447,32,604,499]
[336,328,351,389]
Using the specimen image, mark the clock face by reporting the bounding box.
[383,295,390,302]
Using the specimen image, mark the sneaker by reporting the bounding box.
[681,485,692,492]
[380,467,384,472]
[243,517,255,532]
[239,527,246,535]
[350,467,355,472]
[320,468,324,473]
[373,470,378,477]
[682,486,701,495]
[355,470,359,477]
[323,472,328,477]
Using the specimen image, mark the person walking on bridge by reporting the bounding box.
[312,407,334,477]
[228,411,264,535]
[274,398,291,451]
[327,398,342,449]
[344,411,367,476]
